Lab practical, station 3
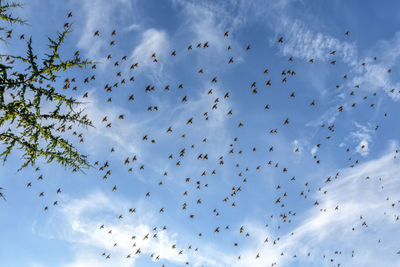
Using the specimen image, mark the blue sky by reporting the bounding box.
[1,0,400,266]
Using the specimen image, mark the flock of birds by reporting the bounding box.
[8,10,400,267]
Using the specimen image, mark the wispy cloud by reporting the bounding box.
[129,28,170,82]
[76,92,143,158]
[350,122,374,157]
[235,149,400,266]
[277,19,358,66]
[39,190,234,267]
[72,0,134,62]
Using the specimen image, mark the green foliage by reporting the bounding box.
[0,2,94,176]
[0,1,26,42]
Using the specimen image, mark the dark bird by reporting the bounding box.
[284,118,289,125]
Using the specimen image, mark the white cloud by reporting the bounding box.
[346,32,400,101]
[291,139,310,160]
[73,0,133,62]
[171,0,248,68]
[38,190,232,267]
[76,93,142,157]
[310,145,318,156]
[130,28,169,73]
[41,191,188,266]
[124,24,142,32]
[234,149,400,266]
[62,253,124,267]
[350,122,373,157]
[277,19,358,66]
